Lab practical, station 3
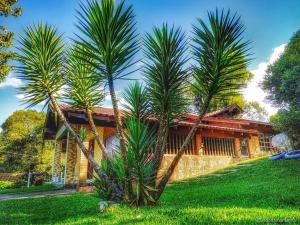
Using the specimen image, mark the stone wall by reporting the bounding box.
[52,140,62,183]
[65,138,77,185]
[157,154,238,182]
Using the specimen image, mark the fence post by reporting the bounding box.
[27,171,31,188]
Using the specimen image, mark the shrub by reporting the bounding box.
[12,179,27,188]
[0,181,14,190]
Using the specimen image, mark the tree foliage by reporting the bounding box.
[270,109,300,148]
[263,30,300,108]
[17,24,66,107]
[0,0,22,81]
[263,30,300,146]
[0,110,53,173]
[65,45,104,110]
[240,101,268,122]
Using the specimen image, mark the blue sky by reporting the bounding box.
[1,0,300,127]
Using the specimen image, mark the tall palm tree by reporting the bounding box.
[156,9,251,199]
[17,24,122,199]
[76,0,139,201]
[65,45,107,158]
[143,24,189,177]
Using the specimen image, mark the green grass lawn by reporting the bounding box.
[0,158,299,225]
[0,183,61,194]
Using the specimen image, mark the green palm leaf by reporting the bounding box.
[76,0,139,82]
[65,45,104,109]
[144,24,189,122]
[192,9,251,109]
[17,23,65,107]
[122,82,150,121]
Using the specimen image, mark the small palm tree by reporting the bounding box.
[118,83,157,205]
[156,9,251,198]
[17,23,122,199]
[143,24,189,177]
[76,0,139,200]
[122,82,150,121]
[65,45,107,157]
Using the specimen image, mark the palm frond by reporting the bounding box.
[192,9,251,110]
[143,24,190,122]
[122,82,150,120]
[75,0,139,82]
[17,23,65,107]
[64,44,104,109]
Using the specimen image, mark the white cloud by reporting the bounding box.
[269,44,286,64]
[16,94,25,100]
[0,72,23,88]
[102,91,126,109]
[243,44,287,116]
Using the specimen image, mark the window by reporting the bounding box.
[203,137,235,156]
[105,134,120,157]
[259,134,276,152]
[165,133,196,155]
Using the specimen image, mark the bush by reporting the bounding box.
[12,179,27,188]
[0,181,14,190]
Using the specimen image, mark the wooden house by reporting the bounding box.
[44,104,276,187]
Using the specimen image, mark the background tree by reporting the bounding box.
[0,0,22,81]
[0,110,53,173]
[270,109,300,149]
[263,30,300,108]
[263,29,300,146]
[240,101,268,122]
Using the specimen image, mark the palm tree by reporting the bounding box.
[17,23,122,199]
[122,82,150,121]
[65,45,108,158]
[156,9,251,199]
[76,0,139,201]
[143,24,189,177]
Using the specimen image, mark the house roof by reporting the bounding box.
[56,104,244,121]
[44,104,274,139]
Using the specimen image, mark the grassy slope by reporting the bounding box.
[0,158,299,225]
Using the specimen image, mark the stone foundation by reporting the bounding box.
[157,154,238,182]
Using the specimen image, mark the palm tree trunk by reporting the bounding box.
[107,78,131,201]
[49,95,123,200]
[86,108,107,158]
[155,98,211,200]
[153,118,168,179]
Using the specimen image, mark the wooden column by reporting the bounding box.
[234,138,241,159]
[195,132,203,156]
[247,136,253,158]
